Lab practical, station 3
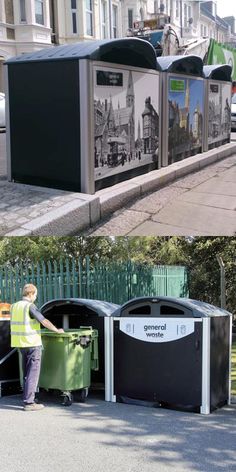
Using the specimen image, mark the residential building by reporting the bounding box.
[50,0,122,45]
[200,1,230,43]
[0,0,51,91]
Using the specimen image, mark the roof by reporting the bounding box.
[156,55,203,76]
[200,4,229,30]
[112,296,232,318]
[5,38,158,71]
[40,298,119,317]
[203,64,232,81]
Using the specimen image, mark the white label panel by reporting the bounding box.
[119,317,196,343]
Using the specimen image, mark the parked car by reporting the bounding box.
[0,93,5,128]
[231,93,236,131]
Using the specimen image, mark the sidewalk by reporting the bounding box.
[1,131,236,236]
[87,153,236,236]
[0,393,235,472]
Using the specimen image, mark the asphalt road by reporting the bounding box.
[0,392,236,472]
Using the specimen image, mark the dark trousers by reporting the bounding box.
[20,346,42,404]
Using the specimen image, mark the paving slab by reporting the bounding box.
[90,209,150,236]
[176,191,236,211]
[192,179,236,197]
[152,201,236,235]
[1,130,236,236]
[128,221,207,236]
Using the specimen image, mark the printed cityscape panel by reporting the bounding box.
[168,76,204,164]
[208,82,231,146]
[93,65,160,182]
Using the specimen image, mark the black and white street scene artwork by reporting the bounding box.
[93,66,159,181]
[208,82,231,145]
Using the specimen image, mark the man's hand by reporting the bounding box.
[57,328,65,333]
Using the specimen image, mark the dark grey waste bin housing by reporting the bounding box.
[111,296,232,414]
[203,64,232,152]
[157,55,204,167]
[40,298,119,387]
[0,318,20,396]
[5,38,161,194]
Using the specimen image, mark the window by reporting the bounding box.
[112,4,117,38]
[176,0,179,18]
[71,0,77,34]
[86,0,93,36]
[101,1,107,39]
[128,9,133,29]
[154,1,158,14]
[20,0,26,22]
[188,5,191,22]
[5,0,14,24]
[35,0,44,25]
[183,3,187,28]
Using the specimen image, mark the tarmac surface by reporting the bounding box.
[0,392,236,472]
[1,131,236,236]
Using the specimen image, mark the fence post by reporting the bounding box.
[85,256,90,299]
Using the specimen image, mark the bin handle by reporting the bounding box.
[0,348,17,365]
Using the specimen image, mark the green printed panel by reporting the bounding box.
[207,39,236,80]
[170,79,185,92]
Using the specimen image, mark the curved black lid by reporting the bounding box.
[203,64,232,82]
[156,55,203,77]
[40,298,119,317]
[112,296,231,318]
[5,38,158,71]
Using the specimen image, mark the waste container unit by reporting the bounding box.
[203,64,232,151]
[0,304,20,396]
[157,55,205,166]
[5,38,161,194]
[108,296,232,414]
[38,328,98,405]
[40,298,119,387]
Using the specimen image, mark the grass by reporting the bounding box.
[232,341,236,395]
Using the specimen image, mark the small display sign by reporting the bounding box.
[119,317,196,343]
[96,70,123,87]
[210,83,219,93]
[170,79,185,92]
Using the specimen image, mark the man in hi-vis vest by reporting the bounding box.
[11,283,64,411]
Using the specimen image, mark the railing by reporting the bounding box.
[0,257,189,307]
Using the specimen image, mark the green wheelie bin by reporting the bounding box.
[38,328,99,406]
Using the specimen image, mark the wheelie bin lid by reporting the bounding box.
[203,64,232,82]
[156,55,203,77]
[40,298,119,317]
[5,38,158,71]
[112,296,232,318]
[40,328,98,338]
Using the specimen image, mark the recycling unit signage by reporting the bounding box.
[119,317,197,343]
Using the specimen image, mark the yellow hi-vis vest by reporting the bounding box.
[10,300,42,348]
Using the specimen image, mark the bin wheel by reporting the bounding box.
[76,388,88,403]
[61,392,73,406]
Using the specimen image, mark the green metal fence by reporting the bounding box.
[0,257,189,307]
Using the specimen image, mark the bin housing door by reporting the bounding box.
[92,62,161,191]
[113,316,203,407]
[162,74,204,166]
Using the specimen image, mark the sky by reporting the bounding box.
[168,79,204,126]
[216,0,236,19]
